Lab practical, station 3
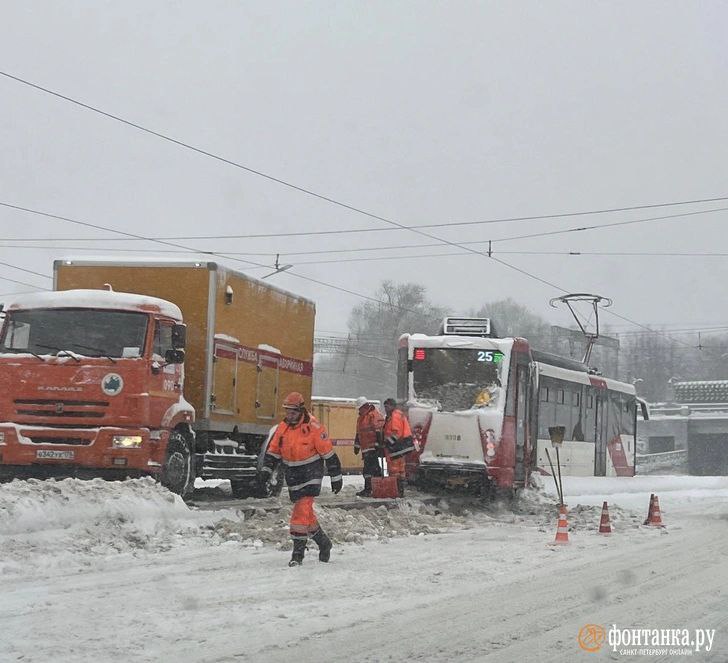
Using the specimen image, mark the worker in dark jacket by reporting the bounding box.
[382,398,415,497]
[353,396,384,497]
[262,392,342,566]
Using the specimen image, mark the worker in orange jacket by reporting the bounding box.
[262,392,342,566]
[383,398,415,497]
[353,396,384,497]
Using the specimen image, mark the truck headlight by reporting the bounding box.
[112,435,143,449]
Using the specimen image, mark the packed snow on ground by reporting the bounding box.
[2,475,727,662]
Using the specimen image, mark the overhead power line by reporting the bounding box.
[2,68,728,244]
[0,260,52,280]
[0,274,46,290]
[5,243,728,262]
[0,201,425,314]
[3,204,727,244]
[0,202,711,350]
[615,325,728,336]
[487,254,696,348]
[2,69,722,339]
[0,199,717,342]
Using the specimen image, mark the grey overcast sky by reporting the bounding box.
[1,1,727,335]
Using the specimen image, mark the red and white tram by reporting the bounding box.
[397,318,642,493]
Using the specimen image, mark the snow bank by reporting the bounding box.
[0,478,218,575]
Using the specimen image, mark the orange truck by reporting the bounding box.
[0,260,315,498]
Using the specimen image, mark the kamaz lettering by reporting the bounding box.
[38,386,83,392]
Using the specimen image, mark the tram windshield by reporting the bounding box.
[411,347,507,411]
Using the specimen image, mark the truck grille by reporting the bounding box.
[201,440,258,479]
[14,399,109,420]
[25,434,92,446]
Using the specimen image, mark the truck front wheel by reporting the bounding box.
[161,431,194,498]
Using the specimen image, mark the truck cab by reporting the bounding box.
[0,289,195,494]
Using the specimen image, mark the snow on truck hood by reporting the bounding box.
[3,289,182,320]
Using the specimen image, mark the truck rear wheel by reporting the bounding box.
[161,431,194,498]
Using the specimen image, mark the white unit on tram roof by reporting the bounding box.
[439,317,493,337]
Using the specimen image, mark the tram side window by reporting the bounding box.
[538,377,584,442]
[570,387,585,441]
[553,386,574,441]
[583,388,596,443]
[538,379,556,439]
[623,396,636,436]
[607,392,627,441]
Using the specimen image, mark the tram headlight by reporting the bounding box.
[484,429,497,458]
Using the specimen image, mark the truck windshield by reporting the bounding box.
[0,309,148,359]
[412,347,508,411]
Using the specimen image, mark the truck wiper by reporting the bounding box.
[71,343,117,364]
[35,344,82,363]
[1,347,46,361]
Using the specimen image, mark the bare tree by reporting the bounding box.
[314,281,448,401]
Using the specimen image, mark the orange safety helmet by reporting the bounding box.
[282,391,305,410]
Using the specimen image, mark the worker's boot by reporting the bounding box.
[288,538,307,567]
[311,528,333,562]
[356,477,372,497]
[397,478,405,498]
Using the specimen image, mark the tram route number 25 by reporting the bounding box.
[477,350,503,363]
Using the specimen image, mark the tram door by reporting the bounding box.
[514,363,529,483]
[594,393,607,476]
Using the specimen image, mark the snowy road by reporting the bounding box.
[1,476,727,662]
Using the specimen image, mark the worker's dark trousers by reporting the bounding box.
[362,450,383,479]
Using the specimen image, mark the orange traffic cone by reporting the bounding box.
[644,494,665,527]
[598,501,612,534]
[553,505,570,544]
[643,494,655,525]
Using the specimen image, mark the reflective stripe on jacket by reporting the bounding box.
[383,408,416,459]
[264,413,342,502]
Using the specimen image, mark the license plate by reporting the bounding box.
[36,449,75,460]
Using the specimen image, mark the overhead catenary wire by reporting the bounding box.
[0,202,715,345]
[4,242,728,263]
[7,196,698,344]
[3,198,725,336]
[487,254,696,348]
[0,203,713,350]
[0,202,425,314]
[3,204,727,244]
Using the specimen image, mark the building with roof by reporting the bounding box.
[638,380,728,475]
